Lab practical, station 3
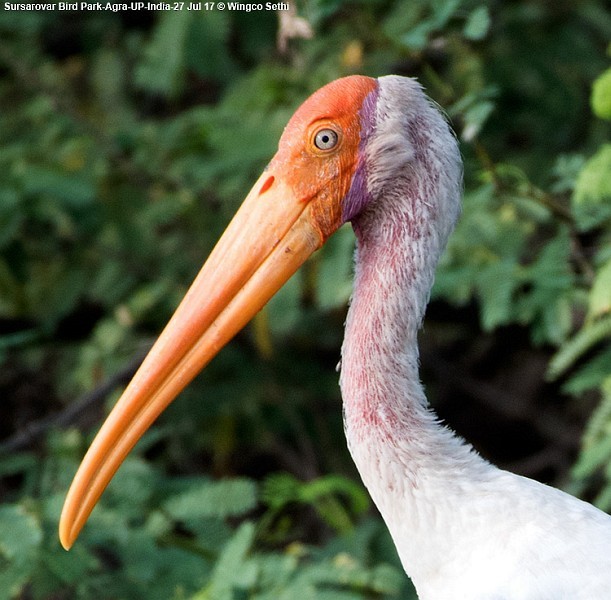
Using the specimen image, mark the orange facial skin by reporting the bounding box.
[271,75,377,239]
[59,75,378,550]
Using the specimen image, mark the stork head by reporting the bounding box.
[59,75,461,549]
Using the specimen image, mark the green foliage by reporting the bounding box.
[591,67,611,120]
[574,144,611,205]
[0,435,407,600]
[545,71,611,512]
[0,504,43,596]
[571,378,611,510]
[190,519,405,600]
[462,6,491,42]
[262,473,369,536]
[164,477,258,521]
[0,1,610,598]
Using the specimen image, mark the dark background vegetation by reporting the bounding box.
[0,1,610,598]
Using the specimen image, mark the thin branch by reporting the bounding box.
[0,350,148,454]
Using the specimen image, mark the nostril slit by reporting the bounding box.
[259,175,275,195]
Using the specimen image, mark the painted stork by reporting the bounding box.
[60,75,611,598]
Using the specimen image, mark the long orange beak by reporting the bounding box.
[59,170,325,549]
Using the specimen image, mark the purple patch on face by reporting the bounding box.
[341,84,379,223]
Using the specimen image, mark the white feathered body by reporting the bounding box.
[339,76,611,599]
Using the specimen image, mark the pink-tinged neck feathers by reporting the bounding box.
[342,76,464,438]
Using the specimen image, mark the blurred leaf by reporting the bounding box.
[0,453,37,477]
[589,260,611,319]
[300,475,369,518]
[463,6,491,41]
[515,231,574,345]
[265,271,302,337]
[135,11,193,97]
[164,478,258,521]
[431,0,461,24]
[23,166,95,208]
[574,144,611,204]
[573,431,611,480]
[550,153,586,194]
[548,316,611,380]
[91,48,130,127]
[185,12,237,82]
[562,347,611,395]
[39,541,96,589]
[475,259,517,330]
[0,504,42,559]
[462,99,495,141]
[0,188,22,249]
[0,504,42,598]
[573,377,611,484]
[193,522,257,600]
[395,0,462,50]
[262,473,369,534]
[591,67,611,120]
[29,262,89,325]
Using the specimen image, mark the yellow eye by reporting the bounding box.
[314,128,339,151]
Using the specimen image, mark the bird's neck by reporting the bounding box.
[341,198,477,468]
[340,185,492,575]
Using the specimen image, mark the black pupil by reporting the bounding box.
[317,130,336,149]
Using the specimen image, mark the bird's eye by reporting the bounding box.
[314,128,339,151]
